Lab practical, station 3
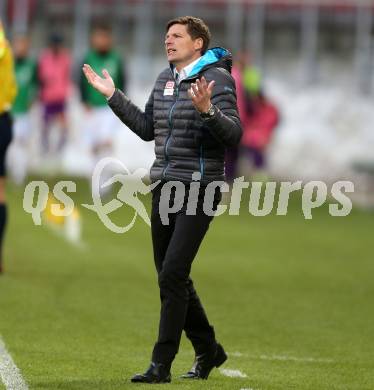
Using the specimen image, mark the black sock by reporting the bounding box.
[0,203,7,265]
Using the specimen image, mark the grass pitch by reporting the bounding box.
[0,178,373,389]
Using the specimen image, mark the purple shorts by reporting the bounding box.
[43,101,66,123]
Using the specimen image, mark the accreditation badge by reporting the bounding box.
[163,81,175,96]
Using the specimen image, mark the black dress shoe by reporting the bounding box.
[131,362,171,383]
[181,343,227,379]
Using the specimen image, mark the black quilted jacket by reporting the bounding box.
[108,47,242,184]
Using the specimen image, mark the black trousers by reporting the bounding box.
[150,182,221,365]
[0,112,13,176]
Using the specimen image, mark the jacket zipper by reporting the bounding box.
[199,144,204,179]
[162,83,179,178]
[162,69,204,179]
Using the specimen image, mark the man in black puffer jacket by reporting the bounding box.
[83,16,242,384]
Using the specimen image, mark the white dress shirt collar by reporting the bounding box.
[174,56,201,84]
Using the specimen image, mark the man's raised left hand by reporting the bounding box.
[187,76,215,114]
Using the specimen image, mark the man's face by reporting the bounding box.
[13,36,29,58]
[165,24,202,68]
[91,30,112,53]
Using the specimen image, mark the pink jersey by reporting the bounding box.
[38,48,71,104]
[242,98,279,150]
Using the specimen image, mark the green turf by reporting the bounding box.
[0,178,373,389]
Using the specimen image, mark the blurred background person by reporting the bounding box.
[227,52,279,183]
[79,23,126,167]
[240,53,278,179]
[242,53,262,105]
[0,20,17,274]
[241,90,279,180]
[7,34,38,185]
[38,32,71,156]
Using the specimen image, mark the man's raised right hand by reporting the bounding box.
[82,64,115,99]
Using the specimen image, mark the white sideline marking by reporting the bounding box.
[219,368,247,378]
[259,354,334,363]
[229,351,334,363]
[0,336,28,390]
[230,351,245,357]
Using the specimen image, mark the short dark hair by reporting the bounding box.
[166,16,211,55]
[91,22,112,34]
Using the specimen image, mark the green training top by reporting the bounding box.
[80,49,125,107]
[12,57,38,114]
